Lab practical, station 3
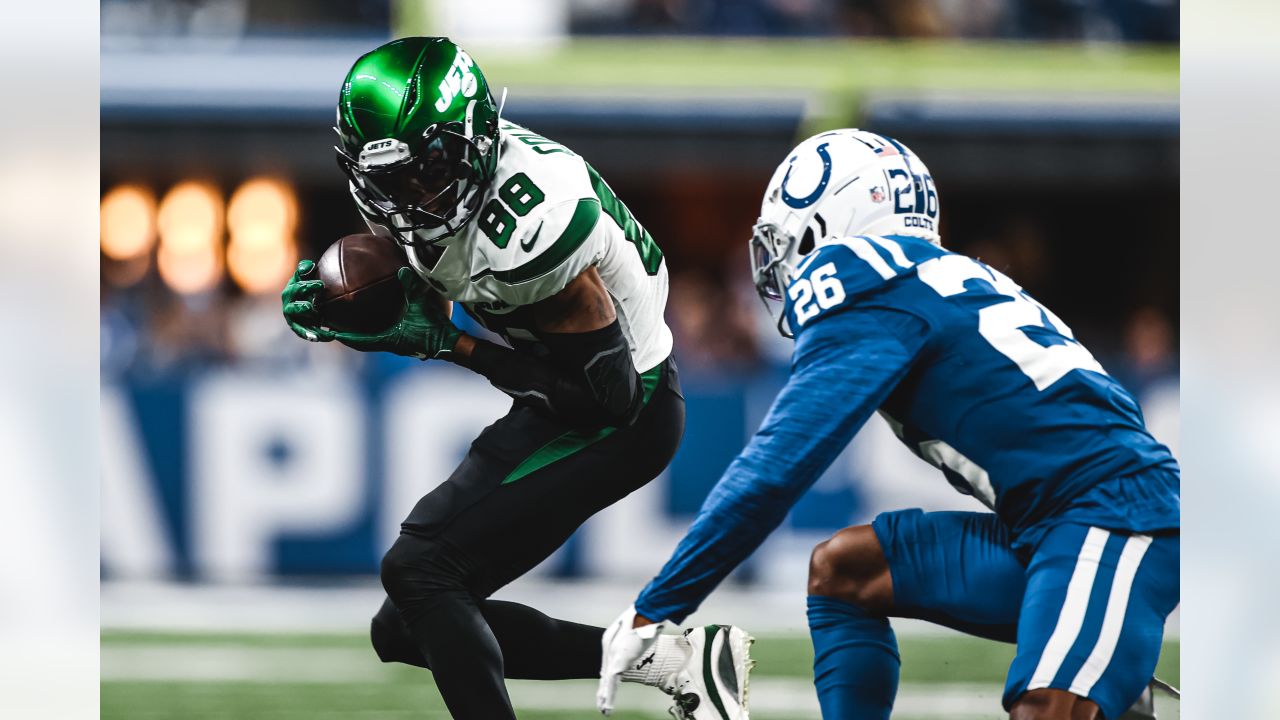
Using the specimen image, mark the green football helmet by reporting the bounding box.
[335,37,501,245]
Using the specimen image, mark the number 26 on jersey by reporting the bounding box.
[788,262,846,327]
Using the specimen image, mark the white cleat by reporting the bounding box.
[663,625,755,720]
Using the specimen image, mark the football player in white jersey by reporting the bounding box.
[280,37,750,720]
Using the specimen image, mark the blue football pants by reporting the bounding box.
[870,509,1179,719]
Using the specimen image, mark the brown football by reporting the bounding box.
[313,233,409,334]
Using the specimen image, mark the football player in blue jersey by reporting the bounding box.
[597,129,1179,720]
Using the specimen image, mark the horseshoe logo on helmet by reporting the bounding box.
[781,142,832,209]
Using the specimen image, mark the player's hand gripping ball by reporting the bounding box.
[281,234,456,358]
[281,259,337,341]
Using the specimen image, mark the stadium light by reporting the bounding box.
[226,177,299,294]
[100,184,157,261]
[157,181,224,295]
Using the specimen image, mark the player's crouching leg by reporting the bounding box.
[806,526,900,720]
[1003,526,1180,720]
[378,531,515,717]
[379,532,485,637]
[379,532,451,623]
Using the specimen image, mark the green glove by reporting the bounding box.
[332,267,462,359]
[281,259,336,343]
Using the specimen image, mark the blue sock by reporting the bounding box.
[807,595,900,720]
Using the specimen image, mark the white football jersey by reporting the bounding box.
[352,121,672,373]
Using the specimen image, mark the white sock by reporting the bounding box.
[620,633,689,689]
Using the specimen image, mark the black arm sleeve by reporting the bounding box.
[455,319,644,430]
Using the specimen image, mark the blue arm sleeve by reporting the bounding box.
[634,308,921,623]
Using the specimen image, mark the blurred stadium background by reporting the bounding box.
[100,0,1179,717]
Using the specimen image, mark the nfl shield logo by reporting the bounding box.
[870,186,886,203]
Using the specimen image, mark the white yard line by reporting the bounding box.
[101,644,999,719]
[101,646,386,683]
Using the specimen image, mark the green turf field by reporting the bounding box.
[101,630,1179,719]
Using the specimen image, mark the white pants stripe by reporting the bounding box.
[1027,527,1111,690]
[1069,534,1154,695]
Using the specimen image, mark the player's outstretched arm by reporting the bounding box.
[638,310,920,624]
[453,266,646,429]
[598,310,917,714]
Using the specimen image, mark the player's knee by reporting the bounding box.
[370,613,403,664]
[807,525,892,611]
[369,611,434,669]
[807,537,837,595]
[1009,689,1053,718]
[379,536,416,600]
[379,534,460,603]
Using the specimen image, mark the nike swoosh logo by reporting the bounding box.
[520,222,543,252]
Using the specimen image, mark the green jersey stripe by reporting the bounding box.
[587,163,664,275]
[471,198,601,284]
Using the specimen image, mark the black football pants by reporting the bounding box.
[373,359,684,720]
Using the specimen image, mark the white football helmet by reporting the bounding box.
[750,129,941,335]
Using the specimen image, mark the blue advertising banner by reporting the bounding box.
[101,361,1032,583]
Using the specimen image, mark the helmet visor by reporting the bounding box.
[357,129,471,225]
[750,222,786,301]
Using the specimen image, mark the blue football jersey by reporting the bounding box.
[633,233,1178,624]
[782,234,1177,539]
